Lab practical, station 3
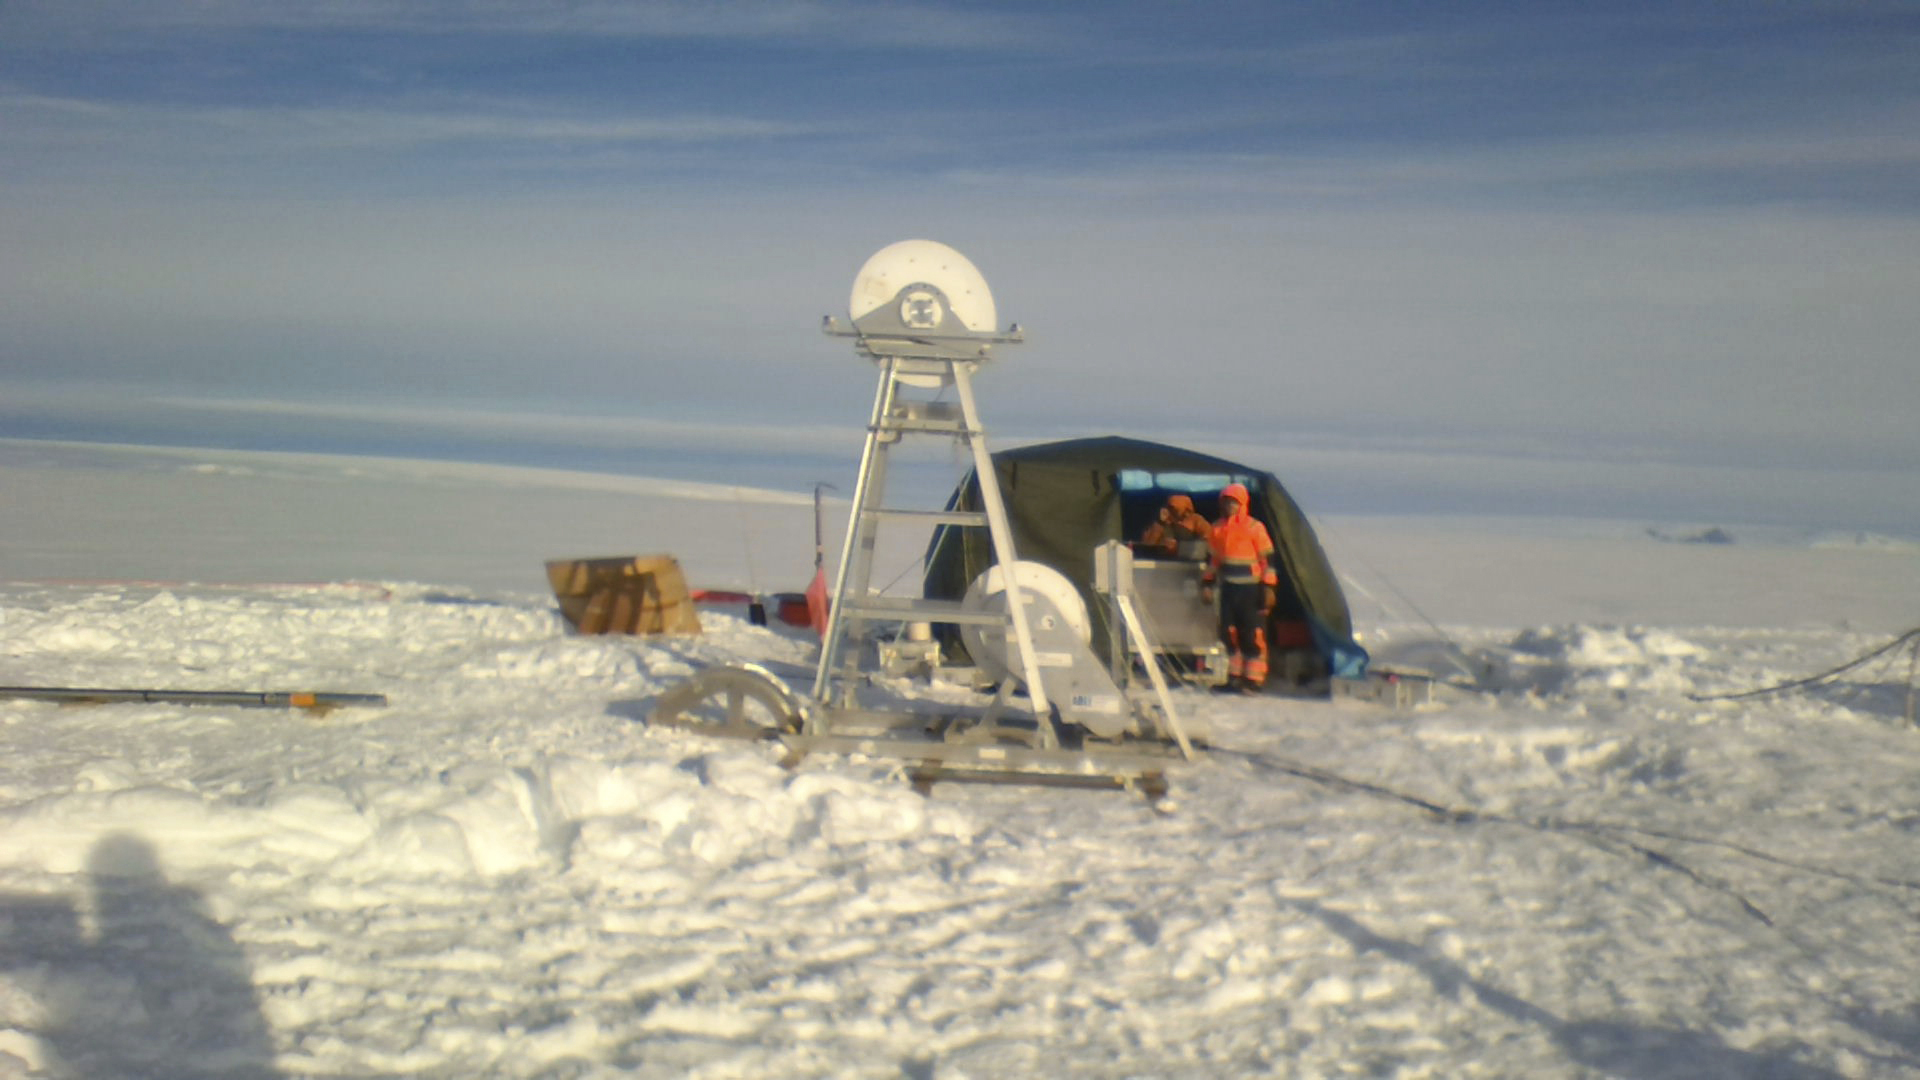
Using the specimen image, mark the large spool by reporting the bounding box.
[958,560,1091,685]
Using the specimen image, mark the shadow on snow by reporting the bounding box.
[0,832,281,1078]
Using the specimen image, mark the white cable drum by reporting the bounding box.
[959,560,1091,684]
[849,239,997,332]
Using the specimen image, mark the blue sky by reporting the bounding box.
[4,2,1918,530]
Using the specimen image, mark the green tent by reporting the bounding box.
[922,435,1366,682]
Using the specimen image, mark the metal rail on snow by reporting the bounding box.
[0,686,388,712]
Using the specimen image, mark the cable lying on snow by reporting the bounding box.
[1215,746,1920,934]
[1684,626,1920,723]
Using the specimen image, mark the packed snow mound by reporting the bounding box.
[1488,625,1711,696]
[0,583,932,885]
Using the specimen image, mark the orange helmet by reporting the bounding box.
[1221,482,1250,506]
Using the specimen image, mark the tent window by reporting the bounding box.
[1116,469,1246,494]
[1116,470,1258,545]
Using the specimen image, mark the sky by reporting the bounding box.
[3,1,1919,531]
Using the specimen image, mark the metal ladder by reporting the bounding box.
[809,354,1054,733]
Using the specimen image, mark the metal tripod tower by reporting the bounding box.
[809,271,1053,731]
[647,240,1196,795]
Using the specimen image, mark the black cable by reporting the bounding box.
[1686,627,1920,703]
[1213,745,1920,930]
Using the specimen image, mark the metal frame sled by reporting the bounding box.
[646,241,1201,797]
[648,664,1185,797]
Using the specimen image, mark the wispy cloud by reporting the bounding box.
[2,93,814,150]
[933,123,1920,210]
[14,84,1914,212]
[6,0,1059,50]
[146,396,862,457]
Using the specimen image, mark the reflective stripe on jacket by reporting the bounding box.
[1206,511,1277,586]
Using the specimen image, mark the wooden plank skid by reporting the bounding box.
[775,731,1186,783]
[907,766,1169,800]
[809,705,1045,738]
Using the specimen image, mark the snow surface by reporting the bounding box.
[4,441,1920,1078]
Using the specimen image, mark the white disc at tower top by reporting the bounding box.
[849,239,997,332]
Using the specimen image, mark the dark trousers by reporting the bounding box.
[1217,581,1269,685]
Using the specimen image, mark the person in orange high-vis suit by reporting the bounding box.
[1138,494,1212,559]
[1201,482,1278,692]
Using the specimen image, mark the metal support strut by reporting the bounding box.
[810,355,1052,736]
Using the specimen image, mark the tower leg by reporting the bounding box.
[811,358,903,714]
[950,365,1053,726]
[810,358,1055,742]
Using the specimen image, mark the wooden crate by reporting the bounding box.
[545,554,703,636]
